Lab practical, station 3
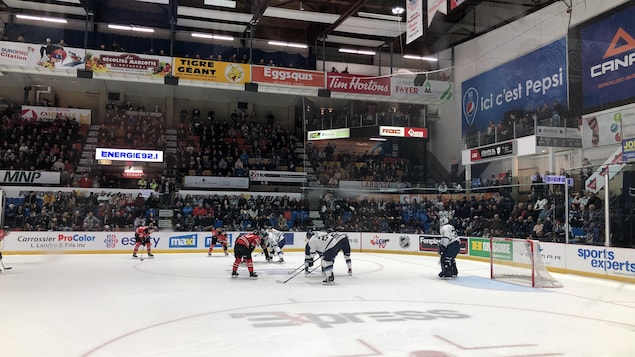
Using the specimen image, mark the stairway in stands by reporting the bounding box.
[77,124,99,175]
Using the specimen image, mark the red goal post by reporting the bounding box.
[489,237,562,288]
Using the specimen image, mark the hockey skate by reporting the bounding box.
[277,257,284,263]
[132,253,138,258]
[147,252,154,258]
[224,251,228,256]
[249,272,258,279]
[322,273,335,285]
[231,271,239,278]
[348,269,352,276]
[208,252,212,257]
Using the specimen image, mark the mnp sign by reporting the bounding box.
[0,170,61,184]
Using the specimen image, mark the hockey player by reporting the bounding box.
[133,225,154,258]
[262,227,286,263]
[438,221,460,278]
[305,230,352,284]
[208,228,229,256]
[231,231,261,279]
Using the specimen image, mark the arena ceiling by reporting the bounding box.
[1,0,560,55]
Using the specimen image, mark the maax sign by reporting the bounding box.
[379,126,428,138]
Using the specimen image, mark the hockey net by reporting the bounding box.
[489,237,562,288]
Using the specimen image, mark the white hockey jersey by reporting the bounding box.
[306,232,347,256]
[264,228,285,246]
[439,224,459,248]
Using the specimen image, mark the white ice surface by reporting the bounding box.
[1,252,634,357]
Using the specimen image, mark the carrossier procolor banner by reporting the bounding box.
[2,231,633,282]
[461,38,568,137]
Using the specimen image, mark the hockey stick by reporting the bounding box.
[277,261,321,284]
[138,244,145,261]
[0,258,12,270]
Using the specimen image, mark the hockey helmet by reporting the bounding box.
[306,230,314,239]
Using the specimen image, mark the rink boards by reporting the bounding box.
[1,230,634,283]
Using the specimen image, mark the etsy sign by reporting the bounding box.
[252,66,324,87]
[327,73,390,96]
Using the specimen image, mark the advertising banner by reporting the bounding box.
[391,75,453,101]
[469,141,514,162]
[450,0,467,11]
[0,170,60,185]
[251,65,324,87]
[339,180,406,190]
[584,147,623,193]
[461,38,567,136]
[406,0,424,44]
[85,50,172,77]
[21,105,91,124]
[327,74,391,96]
[469,237,513,260]
[307,128,350,141]
[578,5,635,111]
[95,148,164,162]
[426,0,447,27]
[184,176,249,189]
[0,40,84,70]
[535,126,582,148]
[567,245,635,279]
[172,58,251,84]
[249,170,307,183]
[379,126,428,138]
[418,234,468,254]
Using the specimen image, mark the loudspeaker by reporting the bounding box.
[245,82,258,92]
[414,73,427,86]
[76,69,93,79]
[318,88,331,98]
[164,76,179,86]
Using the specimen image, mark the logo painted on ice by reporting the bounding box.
[462,87,479,127]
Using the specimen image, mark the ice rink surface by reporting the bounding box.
[1,251,634,357]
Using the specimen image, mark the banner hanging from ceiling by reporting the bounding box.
[427,0,447,27]
[406,0,424,44]
[450,0,467,11]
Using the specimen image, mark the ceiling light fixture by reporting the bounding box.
[16,14,68,24]
[268,41,308,49]
[339,48,376,56]
[357,11,402,21]
[403,54,438,62]
[369,137,387,141]
[192,32,234,41]
[135,0,170,4]
[392,6,405,15]
[203,0,237,8]
[108,24,154,33]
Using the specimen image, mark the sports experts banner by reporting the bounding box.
[95,148,163,162]
[461,38,567,136]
